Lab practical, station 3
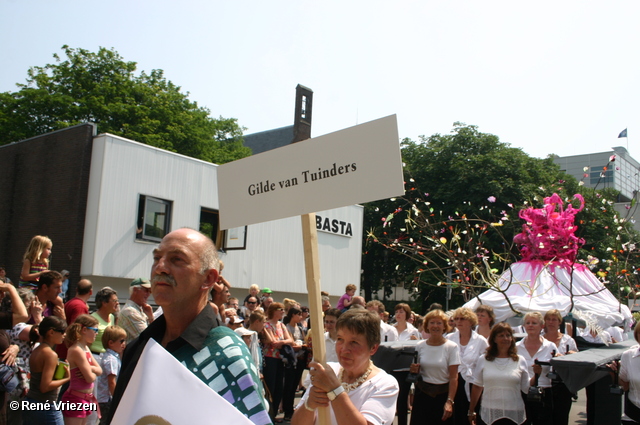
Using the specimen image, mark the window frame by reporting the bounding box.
[136,195,173,243]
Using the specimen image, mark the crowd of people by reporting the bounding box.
[2,233,637,425]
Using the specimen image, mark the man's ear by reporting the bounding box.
[202,268,220,291]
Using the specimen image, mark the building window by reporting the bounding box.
[200,208,224,249]
[136,195,172,242]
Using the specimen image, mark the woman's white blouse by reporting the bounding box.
[620,345,640,409]
[472,355,530,425]
[447,330,489,400]
[395,322,422,341]
[297,362,399,425]
[516,337,556,388]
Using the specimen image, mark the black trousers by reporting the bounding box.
[410,388,453,425]
[392,371,412,425]
[522,388,553,425]
[282,358,306,418]
[453,374,470,425]
[551,382,573,425]
[263,356,285,419]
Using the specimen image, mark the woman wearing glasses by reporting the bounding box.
[24,316,69,425]
[263,302,294,422]
[62,314,103,424]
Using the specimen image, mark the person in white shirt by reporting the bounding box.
[469,322,530,425]
[617,322,640,422]
[516,311,556,425]
[323,308,342,363]
[410,309,460,425]
[366,300,398,342]
[293,309,399,425]
[580,326,612,344]
[392,303,420,425]
[543,309,578,425]
[393,303,421,341]
[447,307,488,425]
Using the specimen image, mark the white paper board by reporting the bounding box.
[112,339,254,425]
[218,115,404,230]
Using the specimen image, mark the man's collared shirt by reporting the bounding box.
[118,299,150,343]
[108,303,221,422]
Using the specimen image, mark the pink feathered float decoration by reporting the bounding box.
[464,192,632,329]
[513,193,585,263]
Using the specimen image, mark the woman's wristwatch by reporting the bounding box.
[327,385,345,401]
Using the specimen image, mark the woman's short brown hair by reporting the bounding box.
[475,305,496,327]
[336,309,381,350]
[423,309,450,334]
[395,303,412,318]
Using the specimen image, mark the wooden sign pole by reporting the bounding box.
[292,85,328,425]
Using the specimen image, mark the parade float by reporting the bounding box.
[463,193,633,330]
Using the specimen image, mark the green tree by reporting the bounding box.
[0,45,250,164]
[363,123,640,312]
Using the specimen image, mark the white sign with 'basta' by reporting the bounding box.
[217,115,404,230]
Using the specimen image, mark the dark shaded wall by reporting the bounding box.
[0,124,95,297]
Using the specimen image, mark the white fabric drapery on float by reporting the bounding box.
[463,193,632,329]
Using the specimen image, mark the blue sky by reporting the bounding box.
[2,1,640,159]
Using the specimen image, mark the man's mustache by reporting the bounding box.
[151,274,177,288]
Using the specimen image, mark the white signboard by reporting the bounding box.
[218,115,404,230]
[112,339,254,425]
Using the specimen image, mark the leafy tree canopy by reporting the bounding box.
[0,45,250,164]
[363,123,640,312]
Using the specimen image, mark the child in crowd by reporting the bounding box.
[18,235,52,288]
[336,284,356,312]
[62,314,103,424]
[97,325,126,425]
[243,284,261,306]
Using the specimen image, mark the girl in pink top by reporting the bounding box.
[62,314,103,424]
[18,235,52,288]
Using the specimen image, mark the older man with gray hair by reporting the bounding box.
[118,277,155,343]
[107,228,269,424]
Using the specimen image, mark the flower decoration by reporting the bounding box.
[513,193,585,263]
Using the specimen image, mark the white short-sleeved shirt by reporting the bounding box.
[516,337,556,388]
[297,362,399,425]
[472,355,530,425]
[415,339,460,384]
[620,345,640,408]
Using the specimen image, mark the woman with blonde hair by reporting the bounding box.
[543,309,577,425]
[61,314,103,424]
[410,309,460,425]
[18,235,52,288]
[447,307,488,425]
[515,312,556,425]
